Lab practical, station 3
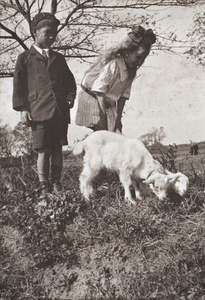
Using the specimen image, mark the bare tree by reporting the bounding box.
[12,122,33,157]
[185,11,205,65]
[158,143,178,172]
[0,0,203,77]
[0,122,13,158]
[139,126,166,146]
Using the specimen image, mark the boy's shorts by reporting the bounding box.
[31,118,68,150]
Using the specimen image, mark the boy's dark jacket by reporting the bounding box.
[12,46,76,123]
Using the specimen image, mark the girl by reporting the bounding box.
[75,25,156,132]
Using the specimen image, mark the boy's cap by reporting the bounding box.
[31,12,60,29]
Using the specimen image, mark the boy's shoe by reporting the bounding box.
[39,181,49,196]
[52,181,62,195]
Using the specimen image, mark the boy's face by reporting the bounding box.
[34,24,58,49]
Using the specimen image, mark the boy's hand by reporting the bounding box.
[67,94,75,108]
[21,110,32,126]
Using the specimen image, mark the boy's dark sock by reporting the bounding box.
[51,164,62,195]
[51,164,62,183]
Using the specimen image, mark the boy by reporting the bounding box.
[12,12,77,195]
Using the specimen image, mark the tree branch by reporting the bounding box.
[51,0,58,14]
[0,22,28,50]
[58,0,93,33]
[38,0,45,13]
[15,0,29,21]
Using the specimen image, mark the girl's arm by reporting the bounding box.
[114,97,127,132]
[95,92,107,130]
[117,97,127,118]
[96,92,106,115]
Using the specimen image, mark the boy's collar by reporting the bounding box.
[33,44,49,56]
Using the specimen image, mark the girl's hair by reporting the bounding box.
[98,26,156,65]
[99,37,150,65]
[85,26,156,78]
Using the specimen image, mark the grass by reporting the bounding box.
[0,151,205,300]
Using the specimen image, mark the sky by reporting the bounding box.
[0,3,204,146]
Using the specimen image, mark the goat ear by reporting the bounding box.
[165,169,171,175]
[143,178,154,184]
[165,170,180,176]
[143,174,156,184]
[168,174,181,182]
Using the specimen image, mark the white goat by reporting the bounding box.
[73,131,189,205]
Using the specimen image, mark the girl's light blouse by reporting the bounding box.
[81,56,134,102]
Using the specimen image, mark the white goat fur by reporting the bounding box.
[73,131,189,204]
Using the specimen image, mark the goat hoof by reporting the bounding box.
[126,199,136,206]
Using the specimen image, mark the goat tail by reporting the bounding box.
[72,140,85,155]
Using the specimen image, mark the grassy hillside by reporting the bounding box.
[150,141,205,160]
[0,147,205,299]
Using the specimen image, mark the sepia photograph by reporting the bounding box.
[0,0,205,299]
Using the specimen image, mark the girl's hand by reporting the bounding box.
[114,116,123,132]
[95,114,107,131]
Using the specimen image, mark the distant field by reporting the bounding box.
[150,141,205,158]
[149,141,205,175]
